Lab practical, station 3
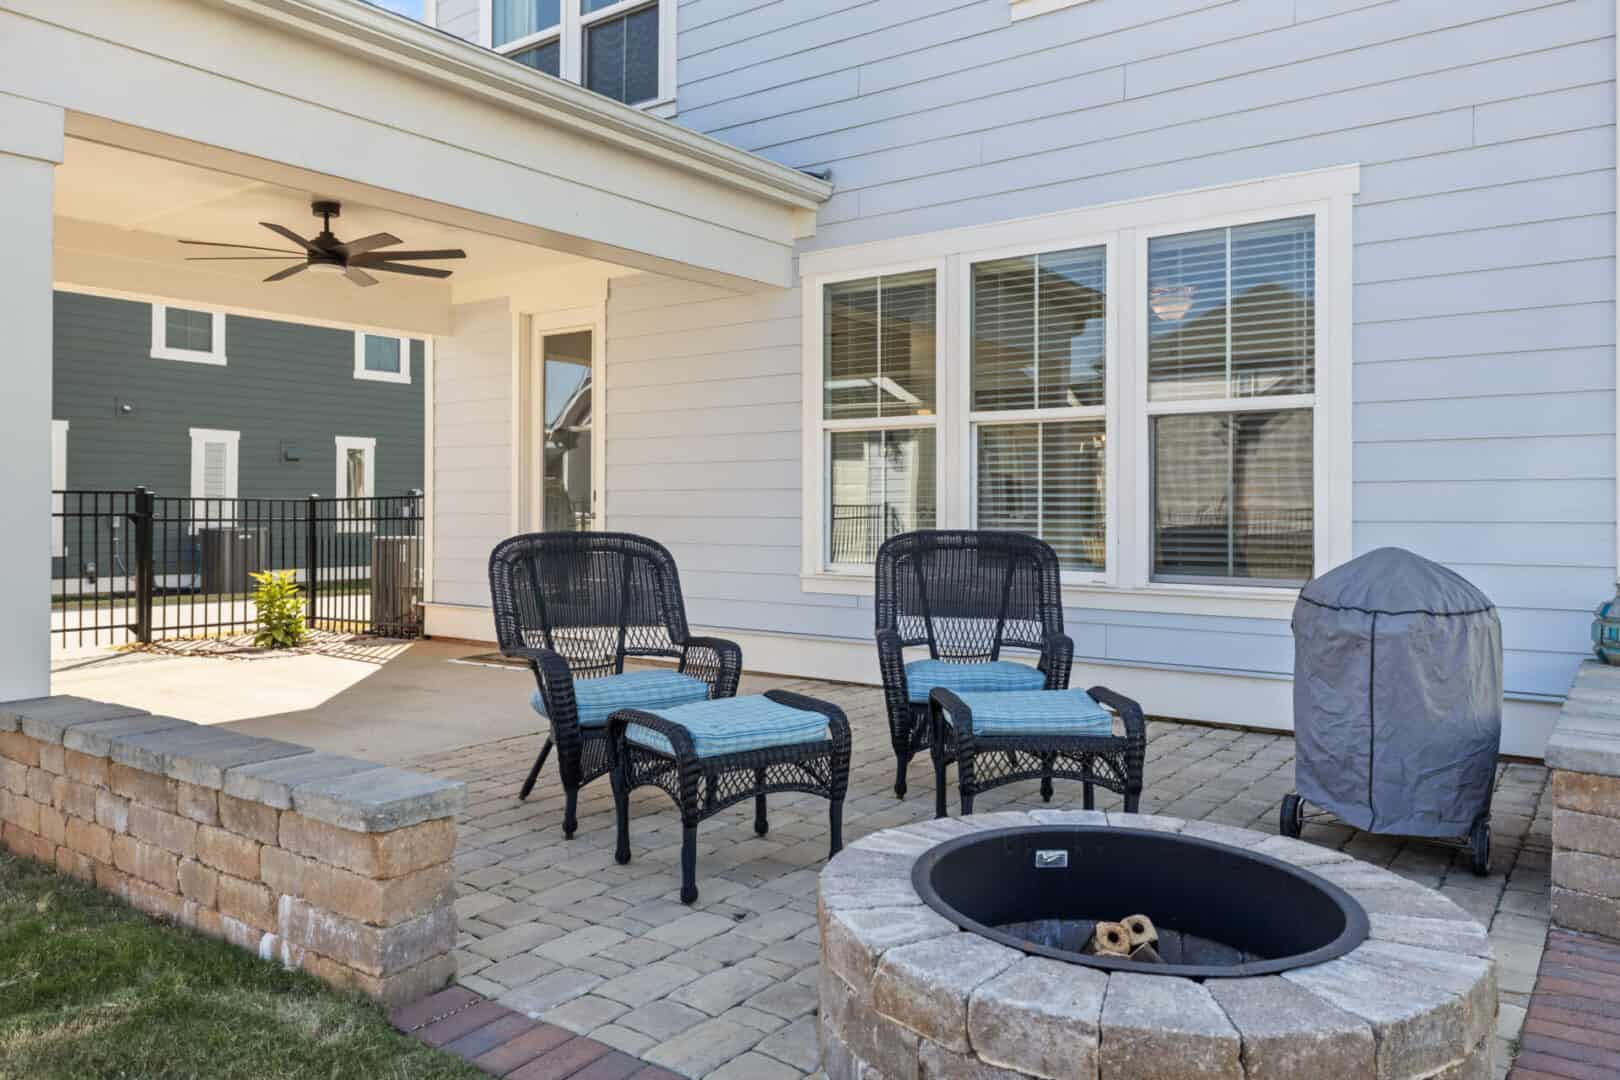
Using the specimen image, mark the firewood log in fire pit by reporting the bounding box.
[1088,914,1164,963]
[1084,921,1131,957]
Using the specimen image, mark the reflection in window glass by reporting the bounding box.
[363,335,402,374]
[166,307,214,353]
[346,447,368,501]
[511,40,561,76]
[977,420,1106,572]
[828,429,936,565]
[492,0,560,47]
[823,271,936,421]
[1147,217,1314,402]
[1152,409,1313,584]
[972,246,1106,411]
[585,3,660,104]
[543,331,593,531]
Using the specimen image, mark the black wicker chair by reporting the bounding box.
[876,530,1073,798]
[488,531,743,837]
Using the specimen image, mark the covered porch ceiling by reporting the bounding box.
[4,0,832,324]
[53,135,621,335]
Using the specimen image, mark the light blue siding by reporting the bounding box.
[590,0,1620,702]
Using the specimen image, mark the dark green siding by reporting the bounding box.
[53,291,424,499]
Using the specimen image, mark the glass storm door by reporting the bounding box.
[540,330,595,531]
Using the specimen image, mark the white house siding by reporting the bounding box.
[595,0,1619,724]
[433,298,512,608]
[435,0,480,43]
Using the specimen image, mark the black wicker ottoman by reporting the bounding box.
[928,686,1145,818]
[607,689,851,904]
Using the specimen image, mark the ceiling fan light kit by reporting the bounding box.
[179,199,466,287]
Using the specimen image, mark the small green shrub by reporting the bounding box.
[251,570,307,649]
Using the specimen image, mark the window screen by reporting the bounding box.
[585,3,660,104]
[511,39,561,76]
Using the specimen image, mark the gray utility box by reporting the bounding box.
[371,535,422,636]
[197,527,266,594]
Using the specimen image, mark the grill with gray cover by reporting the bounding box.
[1282,547,1501,875]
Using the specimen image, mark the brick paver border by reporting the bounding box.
[393,985,681,1079]
[1507,929,1620,1079]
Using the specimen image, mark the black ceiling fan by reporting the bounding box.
[178,200,466,288]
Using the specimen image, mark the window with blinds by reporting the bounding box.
[1147,216,1315,585]
[822,271,938,564]
[970,244,1107,573]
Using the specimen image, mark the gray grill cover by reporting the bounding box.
[1292,547,1501,838]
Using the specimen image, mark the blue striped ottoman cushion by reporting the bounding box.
[905,659,1046,704]
[625,695,830,758]
[947,688,1114,737]
[530,669,711,728]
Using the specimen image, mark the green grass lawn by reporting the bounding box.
[0,850,480,1080]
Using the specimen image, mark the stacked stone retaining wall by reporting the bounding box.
[0,696,464,1005]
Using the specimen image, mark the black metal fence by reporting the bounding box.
[51,490,424,649]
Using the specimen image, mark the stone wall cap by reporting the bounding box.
[63,714,195,757]
[1550,662,1620,777]
[223,752,388,809]
[105,723,313,789]
[1,696,150,742]
[289,766,466,833]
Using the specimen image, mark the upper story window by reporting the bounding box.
[486,0,672,109]
[151,304,227,365]
[354,333,413,384]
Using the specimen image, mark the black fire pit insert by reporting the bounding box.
[912,826,1369,979]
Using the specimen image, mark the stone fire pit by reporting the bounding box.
[818,811,1497,1079]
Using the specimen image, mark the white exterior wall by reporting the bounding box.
[585,0,1617,756]
[431,299,514,616]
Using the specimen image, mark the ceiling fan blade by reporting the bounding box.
[353,248,467,263]
[263,263,310,283]
[362,262,454,279]
[342,233,403,256]
[260,222,320,253]
[179,240,306,254]
[186,256,308,261]
[344,267,379,288]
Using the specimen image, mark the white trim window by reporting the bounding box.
[354,333,412,384]
[800,166,1357,619]
[811,267,943,569]
[335,435,378,530]
[152,304,227,365]
[51,419,69,559]
[483,0,675,109]
[189,427,240,522]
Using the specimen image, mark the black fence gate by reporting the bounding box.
[51,490,424,649]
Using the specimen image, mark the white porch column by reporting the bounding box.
[0,94,64,700]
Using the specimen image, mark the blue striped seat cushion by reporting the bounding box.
[905,659,1046,703]
[625,695,830,758]
[530,669,711,728]
[944,688,1114,737]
